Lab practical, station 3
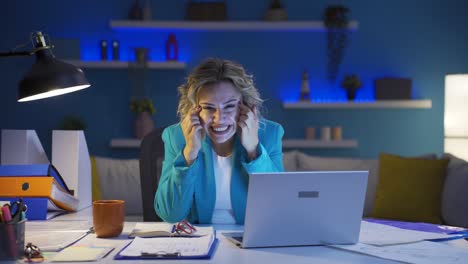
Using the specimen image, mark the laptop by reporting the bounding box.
[224,171,368,248]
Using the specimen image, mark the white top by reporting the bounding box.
[211,149,236,224]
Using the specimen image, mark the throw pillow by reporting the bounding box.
[283,151,298,171]
[296,152,378,217]
[441,153,468,228]
[371,153,449,224]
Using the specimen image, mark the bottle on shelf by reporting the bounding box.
[112,40,120,61]
[299,70,311,101]
[100,40,108,61]
[165,33,179,61]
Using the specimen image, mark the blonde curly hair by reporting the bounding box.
[177,58,263,121]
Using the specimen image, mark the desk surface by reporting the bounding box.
[27,208,467,264]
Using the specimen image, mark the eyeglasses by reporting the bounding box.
[24,242,43,262]
[174,220,197,235]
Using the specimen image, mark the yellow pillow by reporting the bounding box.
[90,156,103,201]
[371,153,449,224]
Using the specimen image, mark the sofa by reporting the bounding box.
[91,150,468,228]
[283,151,468,228]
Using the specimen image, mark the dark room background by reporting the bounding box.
[1,0,467,159]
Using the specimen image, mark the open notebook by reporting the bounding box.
[128,222,214,238]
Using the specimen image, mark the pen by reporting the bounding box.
[1,205,17,257]
[1,205,12,223]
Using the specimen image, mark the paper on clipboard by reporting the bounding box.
[119,234,215,258]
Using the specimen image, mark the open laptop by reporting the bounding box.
[224,171,368,248]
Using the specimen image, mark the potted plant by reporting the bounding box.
[341,74,362,101]
[323,5,350,83]
[57,115,87,131]
[264,0,288,21]
[129,97,156,139]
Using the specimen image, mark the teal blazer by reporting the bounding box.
[154,119,284,224]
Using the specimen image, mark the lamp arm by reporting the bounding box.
[0,51,34,57]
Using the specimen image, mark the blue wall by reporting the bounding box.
[1,0,467,159]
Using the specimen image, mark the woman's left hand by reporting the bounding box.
[237,103,259,161]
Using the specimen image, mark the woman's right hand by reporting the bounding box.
[181,106,203,165]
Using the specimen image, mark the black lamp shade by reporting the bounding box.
[18,48,90,102]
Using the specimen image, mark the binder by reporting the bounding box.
[0,164,78,212]
[113,238,218,260]
[1,198,67,220]
[0,164,70,192]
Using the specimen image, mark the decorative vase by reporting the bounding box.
[134,48,149,64]
[344,87,359,101]
[134,112,154,139]
[129,0,143,20]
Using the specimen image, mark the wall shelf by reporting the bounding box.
[110,138,358,149]
[282,139,358,148]
[65,60,186,69]
[109,20,359,32]
[110,138,141,148]
[283,100,432,109]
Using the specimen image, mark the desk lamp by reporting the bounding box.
[0,31,91,102]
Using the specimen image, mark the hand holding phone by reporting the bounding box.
[181,106,203,165]
[237,102,259,161]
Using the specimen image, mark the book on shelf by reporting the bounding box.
[128,222,214,238]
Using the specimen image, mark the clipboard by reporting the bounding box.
[113,238,218,260]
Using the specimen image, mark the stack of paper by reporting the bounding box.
[359,221,455,246]
[26,221,92,251]
[330,221,468,264]
[116,229,216,259]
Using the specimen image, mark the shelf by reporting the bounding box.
[65,60,186,69]
[283,100,432,109]
[110,138,141,148]
[282,139,358,148]
[110,138,357,149]
[109,20,359,32]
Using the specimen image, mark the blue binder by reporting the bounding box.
[0,164,71,193]
[113,238,218,260]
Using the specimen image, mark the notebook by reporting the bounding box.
[128,222,214,238]
[224,171,368,248]
[51,246,114,262]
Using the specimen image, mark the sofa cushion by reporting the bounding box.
[441,153,468,228]
[295,152,378,217]
[371,153,449,224]
[283,150,299,171]
[93,156,142,215]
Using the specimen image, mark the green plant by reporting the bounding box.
[270,0,283,9]
[129,97,156,115]
[323,5,350,83]
[58,115,87,130]
[341,74,362,89]
[341,74,362,101]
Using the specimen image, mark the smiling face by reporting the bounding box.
[197,81,241,145]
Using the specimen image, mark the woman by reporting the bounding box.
[155,58,284,224]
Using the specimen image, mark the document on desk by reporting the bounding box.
[360,221,454,246]
[26,221,92,251]
[332,241,468,264]
[116,233,216,259]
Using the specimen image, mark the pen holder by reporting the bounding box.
[0,220,26,260]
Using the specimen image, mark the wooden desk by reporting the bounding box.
[27,207,403,263]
